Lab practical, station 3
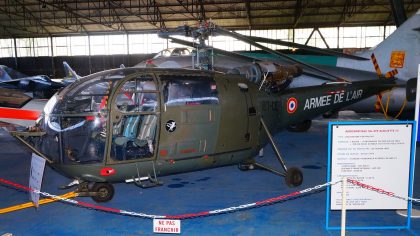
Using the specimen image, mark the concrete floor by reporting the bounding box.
[0,112,419,236]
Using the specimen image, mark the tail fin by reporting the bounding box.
[120,64,125,69]
[63,61,80,80]
[362,9,420,80]
[337,10,420,81]
[0,66,13,81]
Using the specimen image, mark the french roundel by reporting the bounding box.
[287,97,298,114]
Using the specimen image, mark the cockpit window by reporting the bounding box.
[160,75,219,106]
[37,68,143,165]
[80,81,110,95]
[54,69,140,114]
[172,48,191,56]
[153,48,192,59]
[115,76,158,112]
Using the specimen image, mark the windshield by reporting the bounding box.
[153,48,192,59]
[36,68,143,164]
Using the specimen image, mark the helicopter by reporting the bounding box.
[10,66,398,203]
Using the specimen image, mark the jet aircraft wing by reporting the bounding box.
[0,88,44,128]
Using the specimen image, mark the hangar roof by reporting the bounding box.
[0,0,419,38]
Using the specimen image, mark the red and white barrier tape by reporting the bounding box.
[1,177,418,219]
[347,179,420,203]
[0,177,337,219]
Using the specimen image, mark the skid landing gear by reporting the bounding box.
[253,118,303,187]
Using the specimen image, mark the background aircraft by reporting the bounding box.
[0,65,64,99]
[0,62,81,128]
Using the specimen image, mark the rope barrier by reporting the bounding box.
[347,179,420,203]
[0,177,338,219]
[0,177,417,220]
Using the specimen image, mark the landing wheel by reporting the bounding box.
[285,167,303,187]
[287,120,311,132]
[91,182,114,203]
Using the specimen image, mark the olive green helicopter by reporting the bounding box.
[10,21,404,202]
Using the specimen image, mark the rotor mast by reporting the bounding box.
[188,20,214,70]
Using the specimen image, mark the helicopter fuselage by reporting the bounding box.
[17,68,395,184]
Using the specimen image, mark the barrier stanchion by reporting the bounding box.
[341,177,347,236]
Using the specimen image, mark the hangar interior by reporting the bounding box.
[0,1,420,235]
[0,0,419,76]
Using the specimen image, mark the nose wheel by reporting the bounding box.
[73,182,115,202]
[91,182,115,203]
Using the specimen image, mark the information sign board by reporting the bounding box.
[326,121,416,231]
[29,153,46,207]
[330,123,413,210]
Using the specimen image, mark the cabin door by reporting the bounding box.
[107,74,160,163]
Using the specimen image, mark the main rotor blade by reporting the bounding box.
[166,36,263,62]
[248,36,369,61]
[215,27,346,82]
[302,71,343,82]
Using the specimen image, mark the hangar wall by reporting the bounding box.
[0,54,153,78]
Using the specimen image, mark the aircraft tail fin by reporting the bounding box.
[120,64,125,69]
[361,9,420,80]
[0,66,13,81]
[63,61,80,80]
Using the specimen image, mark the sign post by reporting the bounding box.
[415,64,420,141]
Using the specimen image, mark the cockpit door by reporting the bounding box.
[107,74,160,163]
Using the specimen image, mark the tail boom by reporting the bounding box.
[278,79,396,127]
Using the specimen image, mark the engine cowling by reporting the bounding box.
[229,63,263,84]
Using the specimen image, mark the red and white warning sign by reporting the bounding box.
[153,219,181,234]
[287,97,298,114]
